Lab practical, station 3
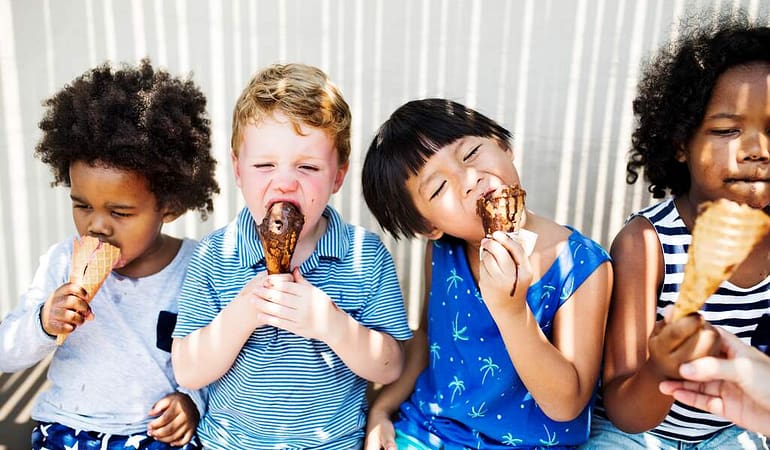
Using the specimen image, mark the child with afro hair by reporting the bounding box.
[587,10,770,449]
[0,58,218,450]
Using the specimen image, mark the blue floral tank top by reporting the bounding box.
[394,229,610,449]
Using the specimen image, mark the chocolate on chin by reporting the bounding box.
[259,201,305,274]
[476,185,527,236]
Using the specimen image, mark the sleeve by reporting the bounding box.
[356,236,413,341]
[0,240,71,372]
[172,239,222,339]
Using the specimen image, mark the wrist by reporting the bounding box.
[38,304,56,339]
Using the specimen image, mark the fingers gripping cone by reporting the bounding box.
[259,202,305,275]
[672,199,770,321]
[57,236,121,345]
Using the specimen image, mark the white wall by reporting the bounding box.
[2,0,769,326]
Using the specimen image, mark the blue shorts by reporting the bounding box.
[581,415,768,449]
[31,422,202,450]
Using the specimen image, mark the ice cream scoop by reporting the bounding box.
[259,201,305,274]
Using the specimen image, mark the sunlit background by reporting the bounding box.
[1,0,769,444]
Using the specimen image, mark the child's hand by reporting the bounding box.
[40,282,94,337]
[146,392,199,446]
[648,314,721,379]
[364,409,397,450]
[478,231,533,313]
[253,268,345,341]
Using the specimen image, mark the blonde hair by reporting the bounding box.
[231,63,351,164]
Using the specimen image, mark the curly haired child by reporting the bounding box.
[171,63,411,449]
[586,11,770,449]
[0,59,219,450]
[362,98,612,449]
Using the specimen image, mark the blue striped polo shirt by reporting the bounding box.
[631,197,770,442]
[173,205,412,449]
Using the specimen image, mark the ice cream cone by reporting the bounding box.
[259,201,305,274]
[672,199,770,321]
[477,185,527,236]
[57,236,121,345]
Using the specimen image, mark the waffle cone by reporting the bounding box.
[672,199,770,321]
[56,236,121,345]
[259,202,304,274]
[476,185,527,236]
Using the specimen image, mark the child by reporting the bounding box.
[0,59,219,449]
[361,98,613,449]
[171,63,412,449]
[587,12,770,449]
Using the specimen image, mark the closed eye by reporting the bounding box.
[710,128,739,136]
[429,180,446,200]
[463,145,481,161]
[299,165,319,171]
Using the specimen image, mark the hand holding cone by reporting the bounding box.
[259,202,305,274]
[672,199,770,321]
[57,236,121,345]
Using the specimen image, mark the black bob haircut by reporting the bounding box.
[362,98,511,239]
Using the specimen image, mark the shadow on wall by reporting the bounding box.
[0,358,50,449]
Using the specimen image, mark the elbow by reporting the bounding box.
[540,404,585,423]
[171,340,207,390]
[374,341,406,385]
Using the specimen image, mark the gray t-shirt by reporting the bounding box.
[0,237,205,434]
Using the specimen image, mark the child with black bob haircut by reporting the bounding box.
[362,98,612,449]
[0,58,219,450]
[587,9,770,449]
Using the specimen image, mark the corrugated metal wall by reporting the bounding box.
[1,0,769,329]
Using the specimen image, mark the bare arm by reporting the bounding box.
[480,231,613,421]
[365,243,432,450]
[172,275,269,390]
[600,217,673,432]
[601,217,720,433]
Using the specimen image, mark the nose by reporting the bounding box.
[742,132,770,162]
[87,213,111,237]
[272,169,299,193]
[462,168,482,197]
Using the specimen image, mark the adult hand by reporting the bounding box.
[659,327,770,435]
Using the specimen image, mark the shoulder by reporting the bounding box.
[611,215,660,259]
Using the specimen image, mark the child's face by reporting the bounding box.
[683,62,770,209]
[232,112,348,240]
[405,136,520,241]
[69,161,175,275]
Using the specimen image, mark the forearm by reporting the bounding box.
[0,303,56,372]
[172,296,256,389]
[327,313,405,384]
[492,306,594,421]
[369,330,428,416]
[603,361,674,433]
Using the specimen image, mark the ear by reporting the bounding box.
[162,209,182,224]
[675,145,687,163]
[332,162,350,194]
[231,150,243,188]
[421,226,444,241]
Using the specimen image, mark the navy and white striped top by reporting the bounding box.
[173,206,412,450]
[639,197,770,442]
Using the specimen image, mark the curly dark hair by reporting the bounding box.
[35,58,219,219]
[628,10,770,198]
[362,98,511,239]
